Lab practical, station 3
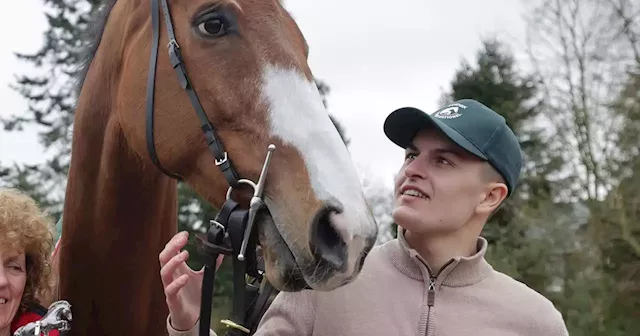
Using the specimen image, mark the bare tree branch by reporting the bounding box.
[604,0,640,64]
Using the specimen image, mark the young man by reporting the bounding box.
[160,99,569,336]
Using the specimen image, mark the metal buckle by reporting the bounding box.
[220,319,250,334]
[215,152,228,166]
[167,39,180,50]
[209,219,226,233]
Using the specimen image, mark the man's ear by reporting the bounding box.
[476,182,508,216]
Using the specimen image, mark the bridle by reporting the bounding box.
[146,0,278,335]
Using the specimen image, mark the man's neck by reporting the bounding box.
[403,227,480,274]
[1,326,9,336]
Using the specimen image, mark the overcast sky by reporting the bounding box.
[0,0,530,189]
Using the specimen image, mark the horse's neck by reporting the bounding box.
[59,111,177,335]
[63,115,178,240]
[56,5,176,332]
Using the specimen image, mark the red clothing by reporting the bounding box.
[10,304,60,336]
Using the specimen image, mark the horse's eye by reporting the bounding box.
[197,18,226,37]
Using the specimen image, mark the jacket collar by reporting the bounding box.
[383,228,494,287]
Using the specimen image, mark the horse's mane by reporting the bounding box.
[73,0,118,100]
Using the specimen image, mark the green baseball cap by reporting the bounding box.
[383,99,523,196]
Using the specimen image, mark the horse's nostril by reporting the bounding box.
[310,202,348,272]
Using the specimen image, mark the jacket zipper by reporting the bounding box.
[422,258,455,306]
[419,258,456,336]
[427,276,436,306]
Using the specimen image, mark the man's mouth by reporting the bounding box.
[401,189,428,199]
[0,298,8,304]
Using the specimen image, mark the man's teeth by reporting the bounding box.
[0,298,7,304]
[403,189,427,198]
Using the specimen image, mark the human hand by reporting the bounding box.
[159,231,224,331]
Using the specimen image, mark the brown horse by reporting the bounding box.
[55,0,378,335]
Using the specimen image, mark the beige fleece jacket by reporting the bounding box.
[167,231,569,336]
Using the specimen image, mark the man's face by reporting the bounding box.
[392,127,505,235]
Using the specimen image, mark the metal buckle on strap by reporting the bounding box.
[210,219,226,233]
[220,319,250,334]
[167,38,179,50]
[215,152,228,166]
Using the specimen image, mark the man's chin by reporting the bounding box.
[393,209,444,236]
[392,207,421,227]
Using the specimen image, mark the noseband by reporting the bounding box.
[146,0,277,335]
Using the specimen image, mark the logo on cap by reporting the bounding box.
[434,103,467,119]
[429,102,467,119]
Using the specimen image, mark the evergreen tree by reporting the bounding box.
[589,69,640,333]
[442,38,564,229]
[440,38,569,298]
[1,0,103,218]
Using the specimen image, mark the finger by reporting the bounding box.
[165,274,189,299]
[160,250,189,285]
[159,231,188,266]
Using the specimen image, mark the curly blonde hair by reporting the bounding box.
[0,188,56,313]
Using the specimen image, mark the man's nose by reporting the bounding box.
[404,157,427,179]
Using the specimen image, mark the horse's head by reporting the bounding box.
[113,0,378,291]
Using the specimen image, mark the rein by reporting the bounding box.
[146,0,277,334]
[195,147,278,335]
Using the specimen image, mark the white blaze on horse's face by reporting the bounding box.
[260,63,378,290]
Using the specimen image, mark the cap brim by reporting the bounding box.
[384,107,488,160]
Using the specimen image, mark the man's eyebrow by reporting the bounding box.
[433,147,465,158]
[406,144,466,157]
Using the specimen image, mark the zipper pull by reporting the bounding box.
[427,276,436,306]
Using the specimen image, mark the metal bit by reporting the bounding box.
[237,144,276,261]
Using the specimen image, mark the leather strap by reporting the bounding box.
[147,0,275,334]
[195,198,275,336]
[196,200,243,336]
[146,0,180,179]
[147,0,240,187]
